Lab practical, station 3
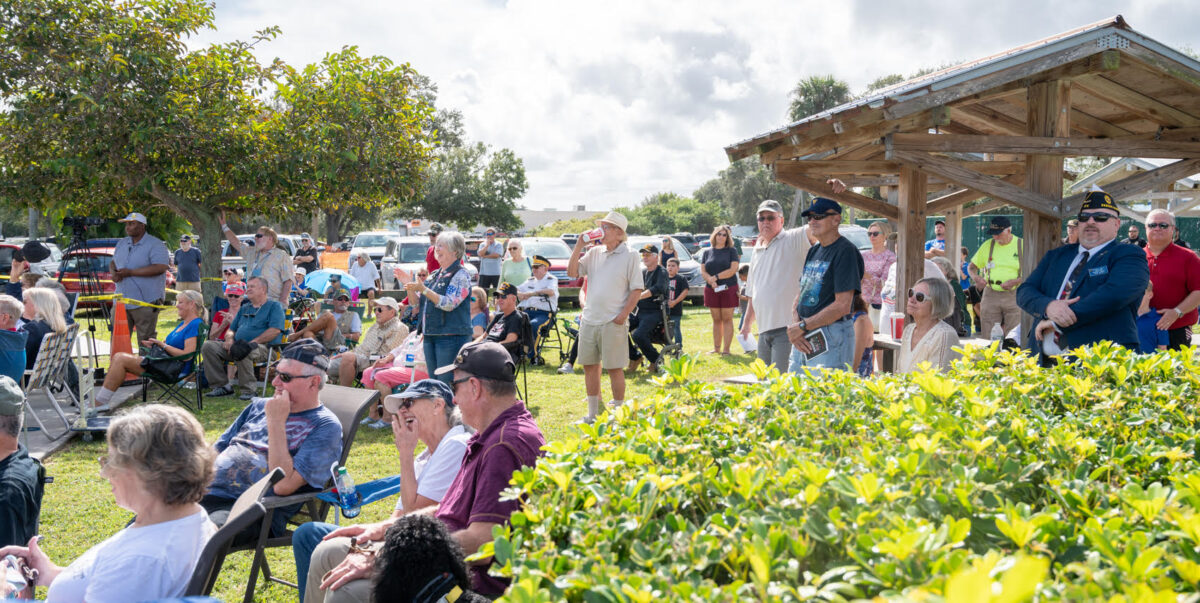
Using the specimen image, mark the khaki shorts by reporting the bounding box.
[175,281,202,294]
[578,321,630,370]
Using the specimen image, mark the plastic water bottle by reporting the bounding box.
[990,323,1004,342]
[335,467,361,519]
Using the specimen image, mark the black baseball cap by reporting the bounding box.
[282,338,330,371]
[987,216,1012,234]
[496,282,518,298]
[639,243,659,254]
[934,219,946,226]
[801,197,842,218]
[434,341,516,382]
[1081,190,1119,213]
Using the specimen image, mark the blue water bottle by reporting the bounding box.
[335,466,361,519]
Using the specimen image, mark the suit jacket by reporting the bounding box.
[1016,240,1149,353]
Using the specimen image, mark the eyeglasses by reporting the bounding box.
[867,231,881,237]
[1147,222,1172,230]
[275,370,314,383]
[907,289,929,303]
[373,307,389,313]
[451,375,472,392]
[756,215,779,222]
[1078,212,1115,223]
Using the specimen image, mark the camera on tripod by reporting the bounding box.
[63,216,105,231]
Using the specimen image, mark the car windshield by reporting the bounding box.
[61,254,110,274]
[520,239,572,259]
[399,243,427,263]
[0,248,13,273]
[354,234,392,247]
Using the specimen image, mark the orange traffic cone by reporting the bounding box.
[111,302,132,355]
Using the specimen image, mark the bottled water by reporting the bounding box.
[990,323,1004,341]
[335,466,361,519]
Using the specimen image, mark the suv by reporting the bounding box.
[221,235,302,273]
[350,231,401,270]
[517,237,583,288]
[671,232,701,255]
[380,236,479,289]
[627,236,704,289]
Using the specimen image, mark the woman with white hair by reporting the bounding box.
[94,291,205,408]
[898,277,960,373]
[18,288,67,370]
[0,404,216,601]
[348,251,381,314]
[402,231,473,384]
[500,239,531,289]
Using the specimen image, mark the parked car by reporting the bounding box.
[33,242,63,276]
[627,236,704,289]
[221,234,302,273]
[0,244,20,275]
[58,246,175,308]
[671,232,702,255]
[380,236,478,289]
[516,237,584,288]
[350,230,402,269]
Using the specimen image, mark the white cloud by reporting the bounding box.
[198,0,1200,211]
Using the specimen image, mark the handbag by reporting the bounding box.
[139,345,187,381]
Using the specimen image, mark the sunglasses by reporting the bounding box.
[907,289,929,303]
[806,213,837,222]
[1147,222,1172,230]
[275,370,314,383]
[757,215,779,222]
[451,375,472,390]
[254,233,265,238]
[373,307,390,313]
[1077,212,1115,223]
[867,231,881,237]
[226,294,241,299]
[508,247,519,250]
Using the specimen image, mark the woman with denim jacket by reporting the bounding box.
[403,231,473,385]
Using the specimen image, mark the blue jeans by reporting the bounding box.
[293,521,338,601]
[631,310,662,364]
[788,317,856,373]
[424,334,471,385]
[525,309,552,359]
[669,315,682,347]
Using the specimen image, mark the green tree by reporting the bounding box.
[0,0,436,299]
[788,75,852,122]
[620,192,728,235]
[864,73,906,95]
[533,215,604,238]
[693,157,795,226]
[401,142,527,232]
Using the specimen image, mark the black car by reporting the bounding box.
[671,232,701,255]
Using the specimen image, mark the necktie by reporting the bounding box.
[1060,251,1089,300]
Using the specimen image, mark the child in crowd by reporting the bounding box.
[1136,281,1168,354]
[666,258,689,347]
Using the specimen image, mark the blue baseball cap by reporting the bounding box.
[801,197,842,218]
[383,379,455,414]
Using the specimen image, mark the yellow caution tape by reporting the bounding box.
[73,293,174,309]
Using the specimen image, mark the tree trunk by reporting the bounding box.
[27,208,38,239]
[325,211,340,244]
[192,211,225,306]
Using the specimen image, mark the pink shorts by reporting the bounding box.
[361,366,428,389]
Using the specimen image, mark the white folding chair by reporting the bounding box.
[22,328,76,440]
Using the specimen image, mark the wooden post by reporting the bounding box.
[1023,80,1071,343]
[944,206,963,269]
[898,166,928,319]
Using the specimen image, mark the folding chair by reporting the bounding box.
[22,328,76,441]
[141,321,208,411]
[184,469,281,597]
[511,310,533,402]
[231,385,378,603]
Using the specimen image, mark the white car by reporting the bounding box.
[350,230,401,270]
[380,235,477,289]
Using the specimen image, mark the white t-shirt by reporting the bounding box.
[394,424,471,512]
[745,226,811,333]
[349,261,381,290]
[46,509,216,603]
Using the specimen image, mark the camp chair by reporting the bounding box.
[22,327,76,441]
[511,310,533,402]
[558,317,579,364]
[141,321,208,411]
[184,468,281,597]
[231,385,378,603]
[526,295,561,366]
[318,301,365,349]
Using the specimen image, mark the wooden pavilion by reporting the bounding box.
[725,15,1200,309]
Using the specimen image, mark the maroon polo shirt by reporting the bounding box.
[436,400,544,597]
[1146,243,1200,330]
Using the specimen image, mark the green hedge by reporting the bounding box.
[490,344,1200,601]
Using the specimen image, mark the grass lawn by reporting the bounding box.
[38,302,756,602]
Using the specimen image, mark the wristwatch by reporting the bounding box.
[797,318,807,331]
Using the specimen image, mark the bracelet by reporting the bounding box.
[221,224,231,233]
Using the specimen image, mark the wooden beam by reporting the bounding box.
[1061,158,1200,215]
[897,166,928,319]
[887,132,1200,158]
[963,198,1011,217]
[773,172,900,220]
[761,107,950,163]
[1069,108,1134,138]
[890,149,1062,217]
[1118,126,1200,143]
[953,104,1028,136]
[1171,197,1200,215]
[1073,74,1200,128]
[925,174,1026,215]
[775,158,1027,177]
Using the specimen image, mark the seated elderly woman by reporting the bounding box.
[18,288,68,370]
[95,290,205,409]
[293,379,471,602]
[0,404,216,601]
[360,331,428,428]
[898,277,960,373]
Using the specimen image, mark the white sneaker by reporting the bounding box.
[557,363,573,374]
[574,416,596,425]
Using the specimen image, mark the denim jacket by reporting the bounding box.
[420,260,472,337]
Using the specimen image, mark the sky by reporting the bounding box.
[197,0,1199,212]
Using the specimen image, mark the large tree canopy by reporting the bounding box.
[693,157,795,226]
[787,75,852,122]
[399,142,527,232]
[619,192,728,236]
[0,0,436,297]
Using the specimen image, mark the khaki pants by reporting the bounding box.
[201,340,270,395]
[304,536,372,603]
[175,281,201,294]
[125,304,161,343]
[979,287,1022,340]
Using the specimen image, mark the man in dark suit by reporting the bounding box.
[1016,190,1149,358]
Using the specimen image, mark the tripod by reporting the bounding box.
[56,221,110,424]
